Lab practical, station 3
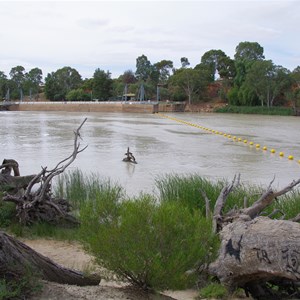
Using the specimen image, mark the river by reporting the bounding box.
[1,111,300,196]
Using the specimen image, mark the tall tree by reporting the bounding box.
[135,55,152,82]
[44,67,82,101]
[200,49,228,81]
[92,68,113,101]
[245,60,292,107]
[0,71,8,100]
[234,41,265,62]
[234,41,265,88]
[9,66,26,100]
[24,68,43,99]
[154,60,173,84]
[169,68,204,105]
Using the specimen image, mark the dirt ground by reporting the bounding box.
[22,239,199,300]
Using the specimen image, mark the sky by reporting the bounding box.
[0,0,299,80]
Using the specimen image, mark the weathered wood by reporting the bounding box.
[1,118,88,225]
[123,147,137,164]
[209,177,300,299]
[210,217,300,288]
[0,231,100,286]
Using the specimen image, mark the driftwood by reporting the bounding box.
[123,147,137,164]
[0,159,36,194]
[0,231,100,286]
[0,118,88,225]
[208,176,300,299]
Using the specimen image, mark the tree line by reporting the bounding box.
[1,41,300,108]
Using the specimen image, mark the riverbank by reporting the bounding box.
[23,238,199,300]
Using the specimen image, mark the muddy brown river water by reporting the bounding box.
[1,111,300,196]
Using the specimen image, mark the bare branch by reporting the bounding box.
[213,174,240,233]
[37,118,88,202]
[244,179,300,219]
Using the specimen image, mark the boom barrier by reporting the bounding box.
[157,113,300,165]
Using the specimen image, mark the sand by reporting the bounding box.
[22,239,199,300]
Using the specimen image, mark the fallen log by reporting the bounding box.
[0,231,101,286]
[208,176,300,299]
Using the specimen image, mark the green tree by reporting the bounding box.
[169,68,204,105]
[234,41,265,88]
[200,49,228,81]
[24,68,43,100]
[66,88,91,101]
[234,41,265,62]
[180,57,190,68]
[289,66,300,109]
[9,66,25,100]
[0,71,8,100]
[92,69,113,101]
[245,60,292,107]
[154,60,173,84]
[44,66,82,101]
[135,54,152,82]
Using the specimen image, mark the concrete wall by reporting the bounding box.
[5,101,184,113]
[8,102,155,113]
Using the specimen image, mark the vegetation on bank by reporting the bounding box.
[1,170,300,298]
[214,105,294,115]
[1,41,300,112]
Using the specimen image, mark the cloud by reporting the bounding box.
[0,0,299,79]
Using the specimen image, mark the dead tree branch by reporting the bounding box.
[1,118,88,225]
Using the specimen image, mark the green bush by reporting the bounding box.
[80,193,218,291]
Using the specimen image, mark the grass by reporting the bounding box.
[214,105,294,115]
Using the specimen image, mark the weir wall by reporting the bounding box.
[5,101,185,113]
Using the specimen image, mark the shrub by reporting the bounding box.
[80,193,218,291]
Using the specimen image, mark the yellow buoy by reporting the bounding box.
[244,140,248,143]
[279,152,284,157]
[263,146,267,150]
[256,144,260,148]
[249,141,254,145]
[227,134,231,138]
[271,149,276,153]
[288,155,294,160]
[298,160,300,164]
[238,138,242,141]
[224,134,227,137]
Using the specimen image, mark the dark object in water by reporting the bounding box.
[123,147,137,164]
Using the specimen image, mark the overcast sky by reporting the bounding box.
[0,0,299,80]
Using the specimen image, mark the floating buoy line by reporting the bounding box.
[157,113,299,164]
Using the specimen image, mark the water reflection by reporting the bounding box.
[1,111,300,196]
